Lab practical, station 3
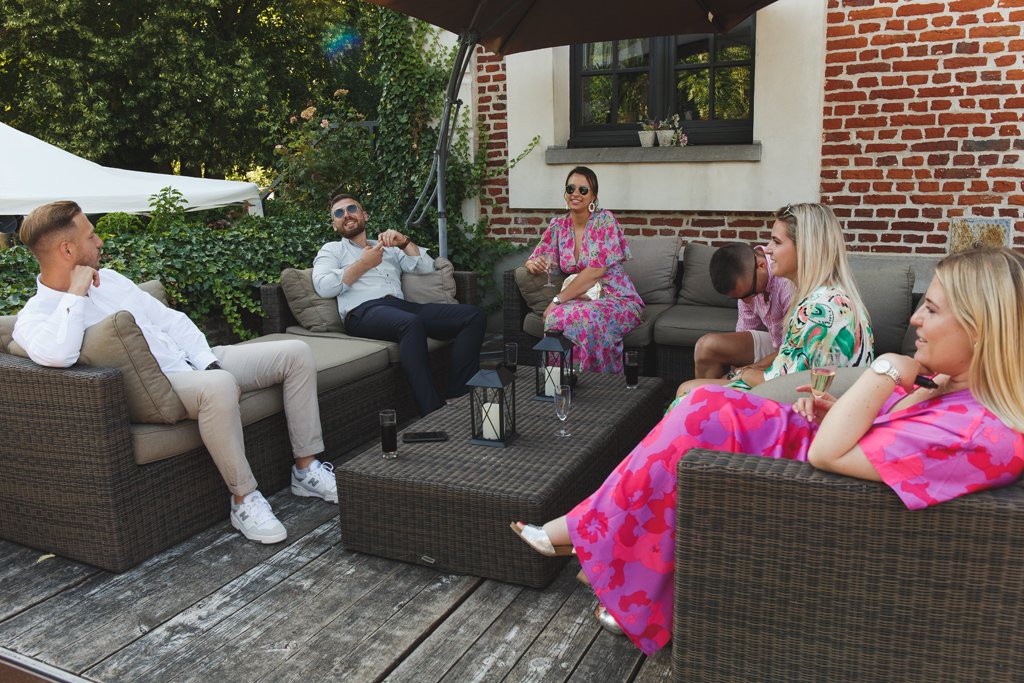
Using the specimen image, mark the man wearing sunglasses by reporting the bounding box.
[312,194,486,416]
[694,242,792,380]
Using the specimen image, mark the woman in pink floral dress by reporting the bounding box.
[513,248,1024,655]
[524,166,644,373]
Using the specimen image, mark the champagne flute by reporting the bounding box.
[542,256,557,288]
[810,349,838,399]
[554,384,572,437]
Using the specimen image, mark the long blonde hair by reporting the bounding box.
[775,203,868,328]
[934,247,1024,432]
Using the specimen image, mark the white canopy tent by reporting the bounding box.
[0,122,263,217]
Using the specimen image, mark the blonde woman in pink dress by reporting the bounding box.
[512,247,1024,654]
[524,166,644,374]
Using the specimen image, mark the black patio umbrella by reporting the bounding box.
[364,0,782,256]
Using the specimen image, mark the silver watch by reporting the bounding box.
[552,295,562,305]
[871,358,901,385]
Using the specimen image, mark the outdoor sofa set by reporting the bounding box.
[0,262,476,573]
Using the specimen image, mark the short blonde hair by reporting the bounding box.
[774,203,868,332]
[19,201,83,255]
[934,247,1024,432]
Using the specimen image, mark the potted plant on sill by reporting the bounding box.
[638,120,656,147]
[655,114,680,146]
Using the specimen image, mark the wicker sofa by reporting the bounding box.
[505,241,936,393]
[0,270,477,573]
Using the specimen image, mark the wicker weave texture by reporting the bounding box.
[673,449,1024,682]
[338,370,665,588]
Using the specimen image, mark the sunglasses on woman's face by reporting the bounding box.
[565,184,590,196]
[332,205,360,218]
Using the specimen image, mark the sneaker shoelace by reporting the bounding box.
[306,461,335,488]
[237,491,275,525]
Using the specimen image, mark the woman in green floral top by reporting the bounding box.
[675,203,874,400]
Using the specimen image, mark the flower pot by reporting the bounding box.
[637,130,656,148]
[655,129,675,146]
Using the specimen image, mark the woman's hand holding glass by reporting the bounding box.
[525,255,549,275]
[793,386,838,423]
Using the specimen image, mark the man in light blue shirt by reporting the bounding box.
[312,194,486,415]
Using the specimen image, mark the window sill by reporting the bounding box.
[544,143,762,164]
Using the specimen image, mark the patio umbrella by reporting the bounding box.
[364,0,782,256]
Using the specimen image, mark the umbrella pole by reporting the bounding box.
[406,30,476,259]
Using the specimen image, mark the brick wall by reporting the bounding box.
[475,0,1023,253]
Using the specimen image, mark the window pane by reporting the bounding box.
[582,75,613,124]
[714,66,752,119]
[675,34,710,65]
[583,42,613,70]
[617,72,649,123]
[717,17,753,62]
[618,38,650,68]
[676,69,710,121]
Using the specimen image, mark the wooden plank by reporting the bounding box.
[0,542,97,622]
[567,628,646,682]
[82,519,345,681]
[632,647,674,682]
[265,566,484,683]
[502,576,604,682]
[0,492,338,673]
[384,581,525,682]
[436,566,581,682]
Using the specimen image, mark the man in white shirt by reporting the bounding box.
[312,194,486,415]
[12,201,337,545]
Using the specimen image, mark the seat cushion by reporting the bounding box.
[523,303,672,348]
[750,367,862,403]
[0,315,13,353]
[653,305,738,347]
[132,332,392,465]
[514,266,567,316]
[402,257,458,304]
[622,236,682,305]
[280,268,345,333]
[676,243,738,309]
[284,325,448,365]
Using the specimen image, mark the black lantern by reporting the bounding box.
[532,333,576,401]
[467,366,516,447]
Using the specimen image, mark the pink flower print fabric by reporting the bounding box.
[567,384,1024,655]
[529,210,644,373]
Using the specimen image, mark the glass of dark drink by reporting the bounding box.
[624,350,639,389]
[380,409,398,459]
[504,342,518,374]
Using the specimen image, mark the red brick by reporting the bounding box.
[878,128,899,139]
[849,7,894,20]
[826,50,860,64]
[919,181,942,192]
[995,56,1017,67]
[897,2,946,15]
[959,193,1004,205]
[871,33,917,46]
[881,102,906,113]
[907,74,929,85]
[928,99,952,110]
[841,169,885,180]
[907,45,931,57]
[950,0,996,10]
[849,181,871,193]
[1007,69,1024,79]
[864,194,908,204]
[967,83,1017,94]
[921,28,968,41]
[993,180,1020,192]
[902,155,926,166]
[972,126,996,136]
[999,124,1022,135]
[907,17,929,30]
[918,85,966,97]
[935,167,982,178]
[930,43,955,55]
[970,25,1021,38]
[939,112,988,124]
[828,23,857,37]
[830,36,870,50]
[956,13,980,24]
[826,90,869,102]
[912,140,960,152]
[956,71,979,82]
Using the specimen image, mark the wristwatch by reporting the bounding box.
[552,295,562,305]
[871,358,901,385]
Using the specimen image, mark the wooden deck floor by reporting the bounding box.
[0,487,672,682]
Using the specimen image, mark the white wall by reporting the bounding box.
[504,0,826,213]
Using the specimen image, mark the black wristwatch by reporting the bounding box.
[206,361,223,371]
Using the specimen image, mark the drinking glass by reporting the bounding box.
[810,350,837,399]
[624,350,639,389]
[542,257,557,288]
[554,384,572,437]
[380,409,398,459]
[504,342,518,374]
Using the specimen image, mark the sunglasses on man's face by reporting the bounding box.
[565,184,590,196]
[333,205,360,219]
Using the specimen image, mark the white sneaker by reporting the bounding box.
[231,491,287,544]
[291,460,338,504]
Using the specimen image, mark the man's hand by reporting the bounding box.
[378,229,409,248]
[360,244,385,268]
[68,265,100,296]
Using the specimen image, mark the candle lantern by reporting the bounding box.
[532,333,576,401]
[467,365,516,447]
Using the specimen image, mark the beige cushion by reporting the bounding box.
[0,315,14,353]
[750,367,862,403]
[514,266,567,316]
[402,258,458,304]
[653,304,739,347]
[137,280,169,307]
[280,268,345,333]
[284,325,448,365]
[849,257,915,356]
[623,236,682,304]
[677,242,737,309]
[523,303,673,348]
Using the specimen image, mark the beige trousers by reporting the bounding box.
[167,339,324,496]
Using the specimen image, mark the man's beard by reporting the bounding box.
[340,222,366,239]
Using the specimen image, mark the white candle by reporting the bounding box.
[544,367,559,397]
[482,402,501,440]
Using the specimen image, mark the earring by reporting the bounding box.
[588,201,596,213]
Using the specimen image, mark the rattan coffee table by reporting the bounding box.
[337,370,665,588]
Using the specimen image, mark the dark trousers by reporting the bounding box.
[346,296,487,415]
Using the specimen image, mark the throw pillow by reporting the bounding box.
[676,242,737,309]
[402,258,458,304]
[138,280,169,307]
[280,268,345,333]
[514,266,567,316]
[623,236,682,304]
[0,315,14,353]
[9,312,187,424]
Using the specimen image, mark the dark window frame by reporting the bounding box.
[568,23,755,148]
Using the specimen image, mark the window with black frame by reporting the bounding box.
[568,18,755,148]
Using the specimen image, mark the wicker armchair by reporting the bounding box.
[673,449,1024,682]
